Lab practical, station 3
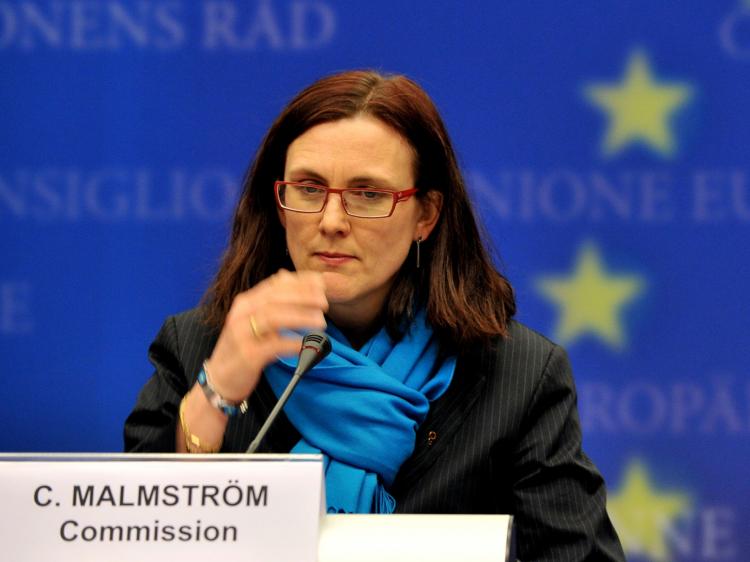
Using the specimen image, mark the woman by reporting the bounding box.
[125,70,625,560]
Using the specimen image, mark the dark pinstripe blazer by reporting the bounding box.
[125,307,624,561]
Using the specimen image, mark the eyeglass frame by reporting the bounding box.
[273,180,420,218]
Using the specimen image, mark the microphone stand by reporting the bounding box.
[245,373,304,454]
[245,331,331,454]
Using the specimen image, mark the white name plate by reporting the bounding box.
[319,514,514,562]
[0,453,325,562]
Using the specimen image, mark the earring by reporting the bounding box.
[415,237,422,269]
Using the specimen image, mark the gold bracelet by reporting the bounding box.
[179,395,222,453]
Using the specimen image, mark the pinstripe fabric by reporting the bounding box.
[124,308,624,561]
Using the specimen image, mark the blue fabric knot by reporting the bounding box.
[264,309,456,513]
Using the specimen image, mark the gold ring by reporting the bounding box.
[249,315,264,339]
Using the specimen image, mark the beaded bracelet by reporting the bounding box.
[198,361,249,417]
[178,396,221,454]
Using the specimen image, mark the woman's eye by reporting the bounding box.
[297,183,324,194]
[352,190,387,200]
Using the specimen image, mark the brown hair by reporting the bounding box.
[203,70,515,345]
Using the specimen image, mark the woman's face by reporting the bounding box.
[279,114,439,333]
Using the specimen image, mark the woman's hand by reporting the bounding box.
[205,269,328,404]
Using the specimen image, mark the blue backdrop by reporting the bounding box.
[2,1,749,560]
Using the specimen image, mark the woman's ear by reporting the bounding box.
[415,191,442,240]
[277,206,287,228]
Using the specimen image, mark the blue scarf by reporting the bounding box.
[264,309,456,513]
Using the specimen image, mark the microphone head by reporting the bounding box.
[301,330,332,353]
[294,331,332,376]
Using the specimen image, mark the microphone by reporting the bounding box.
[245,331,331,454]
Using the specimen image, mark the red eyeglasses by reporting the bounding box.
[274,181,419,218]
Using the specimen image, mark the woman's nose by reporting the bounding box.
[318,192,351,235]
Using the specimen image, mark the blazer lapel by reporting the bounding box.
[391,342,490,492]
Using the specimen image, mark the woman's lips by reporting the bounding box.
[314,252,355,266]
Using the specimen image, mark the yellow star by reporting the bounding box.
[585,50,692,158]
[535,242,644,349]
[608,460,692,562]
